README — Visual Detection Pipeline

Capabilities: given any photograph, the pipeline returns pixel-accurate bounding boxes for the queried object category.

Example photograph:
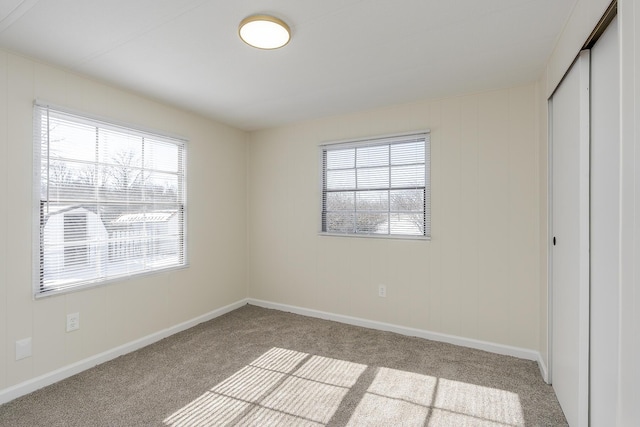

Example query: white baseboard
[0,298,249,405]
[248,298,544,364]
[1,297,547,405]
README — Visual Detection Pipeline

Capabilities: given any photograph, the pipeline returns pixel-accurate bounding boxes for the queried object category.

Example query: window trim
[32,100,189,298]
[319,130,431,240]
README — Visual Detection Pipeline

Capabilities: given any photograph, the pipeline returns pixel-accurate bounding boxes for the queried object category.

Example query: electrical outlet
[66,312,80,332]
[378,284,387,298]
[16,338,32,360]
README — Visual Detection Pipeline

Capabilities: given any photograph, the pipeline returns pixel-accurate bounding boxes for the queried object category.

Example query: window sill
[34,263,189,299]
[318,232,430,241]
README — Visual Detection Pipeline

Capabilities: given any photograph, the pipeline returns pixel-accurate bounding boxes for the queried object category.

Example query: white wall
[590,15,620,423]
[0,49,248,393]
[619,0,640,424]
[0,49,7,394]
[247,85,541,351]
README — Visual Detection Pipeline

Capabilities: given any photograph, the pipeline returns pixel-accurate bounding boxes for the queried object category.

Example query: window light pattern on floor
[164,347,524,426]
[348,367,524,426]
[164,347,366,426]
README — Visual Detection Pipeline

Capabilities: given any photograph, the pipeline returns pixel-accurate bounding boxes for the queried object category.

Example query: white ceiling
[0,0,576,131]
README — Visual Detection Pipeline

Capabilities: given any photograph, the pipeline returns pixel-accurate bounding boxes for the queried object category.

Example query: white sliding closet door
[590,15,619,426]
[550,50,590,427]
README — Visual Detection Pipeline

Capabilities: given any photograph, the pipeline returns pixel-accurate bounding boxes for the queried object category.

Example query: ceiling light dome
[239,15,290,49]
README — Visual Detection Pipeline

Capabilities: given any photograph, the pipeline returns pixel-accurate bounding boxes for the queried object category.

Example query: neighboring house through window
[320,131,430,239]
[34,102,187,297]
[63,211,88,268]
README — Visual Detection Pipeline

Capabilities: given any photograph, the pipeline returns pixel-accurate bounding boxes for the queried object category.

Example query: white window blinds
[321,131,430,238]
[33,102,187,297]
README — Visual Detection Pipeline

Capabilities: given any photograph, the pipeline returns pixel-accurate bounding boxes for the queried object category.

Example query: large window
[320,131,430,238]
[33,102,187,297]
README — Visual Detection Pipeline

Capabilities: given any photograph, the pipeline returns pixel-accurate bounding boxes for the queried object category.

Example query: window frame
[319,130,431,240]
[32,101,188,298]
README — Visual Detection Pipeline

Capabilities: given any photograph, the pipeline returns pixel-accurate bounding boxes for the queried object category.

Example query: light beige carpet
[0,305,567,426]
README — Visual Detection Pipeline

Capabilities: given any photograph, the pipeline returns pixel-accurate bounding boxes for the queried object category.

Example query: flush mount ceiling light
[239,15,291,49]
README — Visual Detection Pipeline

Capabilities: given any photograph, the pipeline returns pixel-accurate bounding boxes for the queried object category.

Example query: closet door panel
[590,15,620,426]
[550,50,590,427]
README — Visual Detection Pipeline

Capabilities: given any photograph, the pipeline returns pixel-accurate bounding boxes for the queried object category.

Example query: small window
[320,131,430,239]
[34,102,187,297]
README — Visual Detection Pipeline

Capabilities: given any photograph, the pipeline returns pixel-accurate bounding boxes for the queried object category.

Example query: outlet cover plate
[67,312,80,332]
[378,284,387,298]
[16,337,32,360]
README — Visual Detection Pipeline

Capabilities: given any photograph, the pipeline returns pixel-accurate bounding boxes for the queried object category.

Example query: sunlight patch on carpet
[164,347,524,426]
[432,378,525,425]
[347,367,524,426]
[164,347,366,426]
